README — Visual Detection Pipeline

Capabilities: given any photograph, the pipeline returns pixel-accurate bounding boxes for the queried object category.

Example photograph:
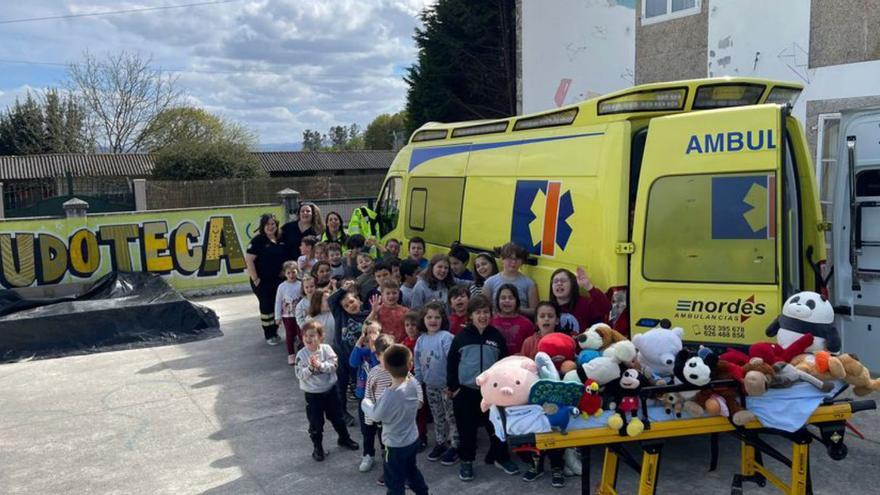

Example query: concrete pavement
[1,293,879,494]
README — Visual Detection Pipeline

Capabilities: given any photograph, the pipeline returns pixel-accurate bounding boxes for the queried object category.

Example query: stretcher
[506,381,876,495]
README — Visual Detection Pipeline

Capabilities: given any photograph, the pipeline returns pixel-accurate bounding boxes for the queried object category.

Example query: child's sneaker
[522,465,544,482]
[418,437,428,453]
[359,455,374,472]
[551,468,565,488]
[440,447,459,466]
[494,459,520,475]
[287,354,296,365]
[427,444,446,461]
[266,336,281,346]
[376,474,384,486]
[459,462,474,482]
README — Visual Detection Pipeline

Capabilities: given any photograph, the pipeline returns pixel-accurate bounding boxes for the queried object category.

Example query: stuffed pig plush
[476,355,539,412]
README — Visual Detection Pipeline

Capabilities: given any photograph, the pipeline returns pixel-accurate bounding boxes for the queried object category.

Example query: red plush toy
[537,332,577,373]
[720,333,814,367]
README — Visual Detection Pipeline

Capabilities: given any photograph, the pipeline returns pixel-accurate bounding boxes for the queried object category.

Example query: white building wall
[706,0,880,123]
[520,0,636,115]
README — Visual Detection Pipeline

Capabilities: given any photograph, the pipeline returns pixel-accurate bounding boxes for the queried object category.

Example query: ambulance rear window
[857,170,880,196]
[643,173,777,284]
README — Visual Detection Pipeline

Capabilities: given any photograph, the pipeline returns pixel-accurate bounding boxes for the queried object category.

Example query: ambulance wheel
[827,443,847,461]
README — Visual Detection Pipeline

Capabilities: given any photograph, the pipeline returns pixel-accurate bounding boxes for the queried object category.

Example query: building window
[641,0,701,26]
[815,113,840,251]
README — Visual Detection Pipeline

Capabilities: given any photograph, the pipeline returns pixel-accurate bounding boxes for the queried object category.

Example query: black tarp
[0,272,221,363]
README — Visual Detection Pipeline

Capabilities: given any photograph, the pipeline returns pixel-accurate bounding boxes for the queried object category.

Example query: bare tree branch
[66,50,182,153]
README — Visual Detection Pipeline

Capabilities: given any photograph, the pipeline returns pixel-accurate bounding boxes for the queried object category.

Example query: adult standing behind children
[447,295,520,482]
[410,254,456,310]
[482,242,538,317]
[282,202,324,261]
[549,266,611,334]
[245,213,287,345]
[322,211,349,245]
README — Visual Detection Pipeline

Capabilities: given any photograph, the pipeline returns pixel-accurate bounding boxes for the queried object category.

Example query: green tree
[301,129,325,151]
[152,140,265,180]
[0,90,90,154]
[364,111,407,150]
[140,107,255,152]
[405,0,517,134]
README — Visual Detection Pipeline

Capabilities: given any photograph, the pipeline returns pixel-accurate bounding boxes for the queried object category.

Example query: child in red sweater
[490,283,535,355]
[447,285,470,335]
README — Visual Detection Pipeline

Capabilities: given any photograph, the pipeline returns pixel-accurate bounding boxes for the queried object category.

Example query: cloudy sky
[0,0,433,146]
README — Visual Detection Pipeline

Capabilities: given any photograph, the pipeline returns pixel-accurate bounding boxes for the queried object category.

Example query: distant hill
[255,142,302,152]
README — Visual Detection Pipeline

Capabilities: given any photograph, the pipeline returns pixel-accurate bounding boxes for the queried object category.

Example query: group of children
[282,235,613,493]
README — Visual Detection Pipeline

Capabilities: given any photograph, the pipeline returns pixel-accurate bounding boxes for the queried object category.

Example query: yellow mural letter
[98,224,139,271]
[37,233,69,285]
[141,221,174,273]
[0,233,36,288]
[171,221,203,275]
[68,229,100,277]
[200,216,246,275]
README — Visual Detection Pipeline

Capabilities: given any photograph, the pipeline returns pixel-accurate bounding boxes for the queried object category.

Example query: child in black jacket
[446,295,520,482]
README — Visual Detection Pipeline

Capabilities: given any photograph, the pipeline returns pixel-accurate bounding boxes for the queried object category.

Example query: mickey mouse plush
[673,348,755,425]
[605,366,649,436]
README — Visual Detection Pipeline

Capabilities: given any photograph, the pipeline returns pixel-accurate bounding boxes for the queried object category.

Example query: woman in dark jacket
[281,202,325,261]
[245,213,287,344]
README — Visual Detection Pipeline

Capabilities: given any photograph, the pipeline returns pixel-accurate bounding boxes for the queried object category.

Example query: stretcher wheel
[827,442,848,461]
[757,479,766,487]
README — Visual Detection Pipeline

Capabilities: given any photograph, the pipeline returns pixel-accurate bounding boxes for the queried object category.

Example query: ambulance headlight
[597,88,687,115]
[765,86,802,106]
[692,84,764,109]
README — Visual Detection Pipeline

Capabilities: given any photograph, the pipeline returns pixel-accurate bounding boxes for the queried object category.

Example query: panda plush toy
[766,291,840,353]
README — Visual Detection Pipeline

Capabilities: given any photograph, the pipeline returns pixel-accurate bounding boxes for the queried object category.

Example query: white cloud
[0,0,437,145]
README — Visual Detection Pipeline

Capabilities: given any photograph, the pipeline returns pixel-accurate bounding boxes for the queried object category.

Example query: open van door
[832,110,880,372]
[630,104,796,346]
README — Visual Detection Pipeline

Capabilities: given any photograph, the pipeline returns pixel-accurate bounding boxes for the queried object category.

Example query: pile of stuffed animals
[477,291,880,440]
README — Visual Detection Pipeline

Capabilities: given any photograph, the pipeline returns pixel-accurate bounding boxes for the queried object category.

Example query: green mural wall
[0,204,285,290]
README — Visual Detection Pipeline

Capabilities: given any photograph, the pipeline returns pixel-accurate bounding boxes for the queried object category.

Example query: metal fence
[3,175,134,218]
[145,175,385,210]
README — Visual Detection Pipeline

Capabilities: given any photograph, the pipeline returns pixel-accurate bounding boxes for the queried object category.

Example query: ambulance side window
[376,177,401,236]
[405,177,465,246]
[642,173,777,284]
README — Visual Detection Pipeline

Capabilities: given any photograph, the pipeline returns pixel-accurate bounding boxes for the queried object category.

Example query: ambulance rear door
[630,104,793,346]
[832,109,880,372]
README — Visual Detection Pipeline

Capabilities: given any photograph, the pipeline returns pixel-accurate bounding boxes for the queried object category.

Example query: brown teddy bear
[791,351,880,396]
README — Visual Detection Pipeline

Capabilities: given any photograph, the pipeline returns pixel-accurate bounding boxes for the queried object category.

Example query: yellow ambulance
[373,77,826,346]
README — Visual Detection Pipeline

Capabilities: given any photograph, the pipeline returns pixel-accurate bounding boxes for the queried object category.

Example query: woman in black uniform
[245,214,287,345]
[281,202,325,261]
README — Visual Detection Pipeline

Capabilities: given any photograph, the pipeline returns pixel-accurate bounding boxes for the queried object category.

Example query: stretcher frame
[508,396,875,495]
